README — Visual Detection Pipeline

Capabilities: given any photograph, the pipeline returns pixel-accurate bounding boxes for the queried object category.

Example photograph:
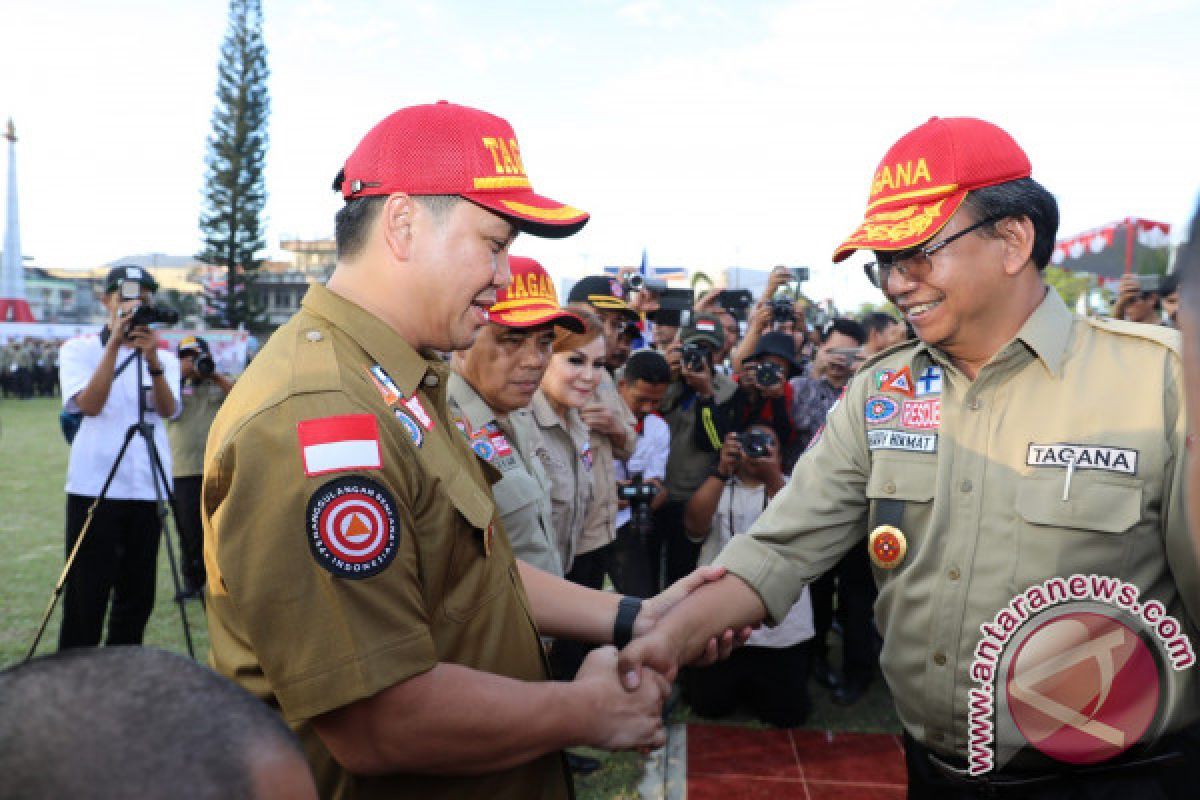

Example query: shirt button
[948,567,961,581]
[883,481,896,494]
[305,330,323,342]
[424,374,440,388]
[960,479,973,493]
[933,652,947,666]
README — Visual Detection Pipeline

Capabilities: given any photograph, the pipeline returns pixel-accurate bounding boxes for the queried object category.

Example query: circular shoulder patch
[865,395,899,424]
[306,476,399,579]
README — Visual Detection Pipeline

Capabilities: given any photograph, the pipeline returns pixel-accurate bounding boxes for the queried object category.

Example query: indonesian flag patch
[306,476,399,578]
[298,414,383,477]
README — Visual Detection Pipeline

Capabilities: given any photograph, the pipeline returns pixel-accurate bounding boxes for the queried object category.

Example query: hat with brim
[746,331,801,375]
[104,264,158,294]
[488,256,584,332]
[337,101,588,239]
[566,275,641,322]
[833,117,1032,263]
[177,335,209,356]
[680,313,724,350]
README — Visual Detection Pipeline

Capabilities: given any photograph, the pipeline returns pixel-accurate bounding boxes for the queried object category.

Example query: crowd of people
[3,102,1199,800]
[0,337,61,399]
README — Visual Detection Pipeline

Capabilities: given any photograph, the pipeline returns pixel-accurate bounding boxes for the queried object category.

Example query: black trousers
[810,542,877,683]
[171,475,206,592]
[645,501,700,593]
[59,493,161,649]
[903,725,1200,799]
[682,640,813,728]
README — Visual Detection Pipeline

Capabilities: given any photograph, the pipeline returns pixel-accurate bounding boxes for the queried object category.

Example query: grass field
[0,395,899,797]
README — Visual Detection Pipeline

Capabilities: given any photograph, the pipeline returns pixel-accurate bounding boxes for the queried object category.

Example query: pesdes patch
[306,476,399,579]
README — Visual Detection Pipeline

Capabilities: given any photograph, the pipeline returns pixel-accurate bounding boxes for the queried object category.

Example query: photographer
[787,317,865,450]
[613,349,674,598]
[57,265,181,649]
[167,336,234,600]
[730,266,795,374]
[1113,271,1177,325]
[720,331,803,470]
[657,313,736,588]
[681,426,813,728]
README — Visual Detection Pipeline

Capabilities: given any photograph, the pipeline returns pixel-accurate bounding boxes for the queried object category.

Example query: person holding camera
[730,266,796,375]
[167,335,234,600]
[1113,271,1177,325]
[657,313,737,588]
[681,425,814,727]
[788,317,866,450]
[721,331,804,470]
[612,349,674,598]
[57,265,181,649]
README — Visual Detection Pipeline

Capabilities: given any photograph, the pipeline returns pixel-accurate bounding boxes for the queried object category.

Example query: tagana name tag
[1026,443,1138,476]
[868,428,937,453]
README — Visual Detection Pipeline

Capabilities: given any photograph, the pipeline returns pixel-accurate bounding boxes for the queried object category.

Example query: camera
[1135,274,1168,294]
[681,342,708,372]
[736,430,773,459]
[790,267,810,283]
[768,298,795,324]
[126,304,180,329]
[622,273,667,294]
[754,361,783,388]
[194,353,216,378]
[620,474,657,537]
[618,481,658,504]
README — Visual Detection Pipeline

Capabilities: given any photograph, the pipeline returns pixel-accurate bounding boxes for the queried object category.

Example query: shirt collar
[911,286,1072,378]
[530,388,561,429]
[301,284,436,397]
[447,371,498,433]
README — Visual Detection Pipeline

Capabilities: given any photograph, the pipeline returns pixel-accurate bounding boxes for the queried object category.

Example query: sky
[3,0,1199,309]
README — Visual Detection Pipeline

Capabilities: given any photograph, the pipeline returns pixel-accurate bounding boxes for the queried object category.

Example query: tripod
[27,347,195,661]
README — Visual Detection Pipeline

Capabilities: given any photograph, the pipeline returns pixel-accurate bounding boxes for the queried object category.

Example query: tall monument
[1,118,34,322]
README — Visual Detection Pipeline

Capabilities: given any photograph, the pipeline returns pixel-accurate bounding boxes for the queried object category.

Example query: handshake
[567,566,756,752]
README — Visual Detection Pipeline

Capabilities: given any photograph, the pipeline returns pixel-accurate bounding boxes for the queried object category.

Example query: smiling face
[879,207,1012,360]
[541,335,607,410]
[407,199,517,351]
[459,322,558,413]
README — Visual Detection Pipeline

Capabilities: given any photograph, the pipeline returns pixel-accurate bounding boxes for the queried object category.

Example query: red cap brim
[464,190,589,239]
[488,305,586,333]
[832,191,966,263]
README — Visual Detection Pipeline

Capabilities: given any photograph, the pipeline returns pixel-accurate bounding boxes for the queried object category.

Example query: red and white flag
[297,414,383,477]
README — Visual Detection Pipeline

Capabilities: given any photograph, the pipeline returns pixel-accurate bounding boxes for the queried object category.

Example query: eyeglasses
[862,216,1002,290]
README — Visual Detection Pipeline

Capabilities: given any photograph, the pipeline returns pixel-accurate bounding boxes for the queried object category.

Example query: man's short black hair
[819,317,866,345]
[0,647,305,799]
[623,349,671,385]
[333,194,461,260]
[961,177,1060,269]
[859,311,900,337]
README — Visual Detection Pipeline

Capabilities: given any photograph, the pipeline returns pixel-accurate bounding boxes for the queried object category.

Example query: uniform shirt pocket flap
[493,472,540,516]
[865,460,936,502]
[442,470,494,530]
[1016,474,1142,533]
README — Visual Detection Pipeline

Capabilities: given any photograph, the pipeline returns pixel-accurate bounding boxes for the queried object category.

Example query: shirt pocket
[440,470,508,622]
[1013,472,1142,588]
[864,456,937,627]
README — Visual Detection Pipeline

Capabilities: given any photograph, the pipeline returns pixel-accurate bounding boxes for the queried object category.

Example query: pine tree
[198,0,269,331]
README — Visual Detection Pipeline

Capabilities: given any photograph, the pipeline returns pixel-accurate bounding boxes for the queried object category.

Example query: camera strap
[99,328,139,379]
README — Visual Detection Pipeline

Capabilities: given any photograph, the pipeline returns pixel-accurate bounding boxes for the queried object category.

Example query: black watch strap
[613,596,643,649]
[147,367,164,377]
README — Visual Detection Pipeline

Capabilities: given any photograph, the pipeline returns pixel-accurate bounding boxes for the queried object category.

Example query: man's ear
[997,216,1036,276]
[380,193,416,262]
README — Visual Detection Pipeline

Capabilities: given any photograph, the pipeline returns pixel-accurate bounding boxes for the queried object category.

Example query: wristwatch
[613,596,643,648]
[707,466,731,482]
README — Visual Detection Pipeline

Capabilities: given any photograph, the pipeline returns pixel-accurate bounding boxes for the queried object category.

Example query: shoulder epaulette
[1083,317,1181,356]
[291,324,343,394]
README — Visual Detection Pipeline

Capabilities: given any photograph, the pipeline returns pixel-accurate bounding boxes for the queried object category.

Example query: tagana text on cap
[832,117,1031,262]
[335,101,589,239]
[487,256,584,332]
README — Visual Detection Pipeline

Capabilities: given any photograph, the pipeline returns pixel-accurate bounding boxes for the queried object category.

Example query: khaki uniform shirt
[576,371,637,556]
[202,286,567,800]
[717,289,1200,760]
[663,374,737,503]
[168,379,226,477]
[447,372,563,577]
[530,389,593,573]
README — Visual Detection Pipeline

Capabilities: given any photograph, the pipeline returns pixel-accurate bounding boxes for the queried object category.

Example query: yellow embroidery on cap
[473,175,533,190]
[498,200,585,221]
[871,157,933,198]
[865,182,959,213]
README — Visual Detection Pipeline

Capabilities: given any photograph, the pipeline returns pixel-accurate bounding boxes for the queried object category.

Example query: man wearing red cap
[619,117,1200,796]
[201,102,734,800]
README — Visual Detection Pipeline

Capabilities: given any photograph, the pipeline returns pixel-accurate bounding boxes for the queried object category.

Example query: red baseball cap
[832,117,1032,262]
[336,101,589,238]
[487,256,584,332]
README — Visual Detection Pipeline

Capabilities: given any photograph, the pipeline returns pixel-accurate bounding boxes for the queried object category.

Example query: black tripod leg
[142,427,195,659]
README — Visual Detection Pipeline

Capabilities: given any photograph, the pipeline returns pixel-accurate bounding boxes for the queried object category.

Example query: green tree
[1043,266,1092,309]
[197,0,269,331]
